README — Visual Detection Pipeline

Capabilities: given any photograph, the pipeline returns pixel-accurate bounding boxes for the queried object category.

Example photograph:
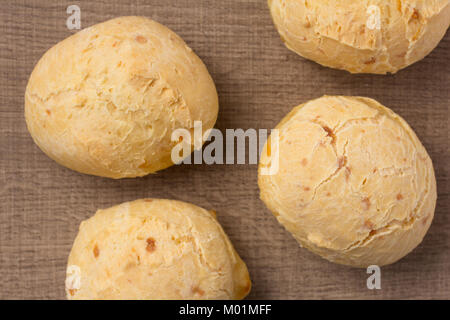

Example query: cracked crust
[258,96,437,267]
[65,199,251,300]
[268,0,450,74]
[25,16,218,178]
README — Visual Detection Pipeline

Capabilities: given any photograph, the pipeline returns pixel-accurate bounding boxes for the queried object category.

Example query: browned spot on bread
[397,0,402,12]
[362,197,371,210]
[322,126,336,144]
[303,186,310,191]
[301,158,308,166]
[136,35,147,43]
[364,57,376,65]
[326,192,331,197]
[93,244,100,258]
[364,220,374,230]
[172,235,194,245]
[411,8,419,20]
[112,41,118,47]
[373,168,377,173]
[46,109,51,115]
[146,237,156,252]
[360,25,365,34]
[266,140,272,157]
[344,167,351,181]
[144,199,153,203]
[369,229,377,237]
[396,193,404,200]
[192,286,205,296]
[68,289,76,296]
[138,161,149,169]
[242,281,251,294]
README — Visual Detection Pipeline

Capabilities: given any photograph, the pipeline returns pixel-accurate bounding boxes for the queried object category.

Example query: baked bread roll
[65,199,251,300]
[25,16,218,178]
[258,96,437,267]
[268,0,450,74]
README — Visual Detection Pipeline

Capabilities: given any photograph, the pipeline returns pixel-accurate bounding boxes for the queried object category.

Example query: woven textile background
[0,0,449,299]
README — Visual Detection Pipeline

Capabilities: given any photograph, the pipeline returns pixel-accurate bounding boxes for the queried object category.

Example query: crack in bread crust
[258,95,436,267]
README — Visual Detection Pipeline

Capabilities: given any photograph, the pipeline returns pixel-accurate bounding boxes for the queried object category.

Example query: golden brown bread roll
[25,16,218,178]
[65,199,251,300]
[268,0,450,74]
[258,96,437,267]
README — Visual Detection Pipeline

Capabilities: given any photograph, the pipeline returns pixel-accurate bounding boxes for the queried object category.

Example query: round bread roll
[65,199,251,300]
[25,16,218,178]
[268,0,450,74]
[258,96,437,267]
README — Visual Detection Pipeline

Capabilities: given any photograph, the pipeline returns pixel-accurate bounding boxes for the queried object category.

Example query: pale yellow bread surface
[268,0,450,74]
[66,199,251,300]
[258,96,436,267]
[25,16,218,178]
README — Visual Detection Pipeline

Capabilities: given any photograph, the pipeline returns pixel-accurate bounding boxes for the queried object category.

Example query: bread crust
[25,16,218,178]
[268,0,450,74]
[66,199,251,300]
[258,96,437,267]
